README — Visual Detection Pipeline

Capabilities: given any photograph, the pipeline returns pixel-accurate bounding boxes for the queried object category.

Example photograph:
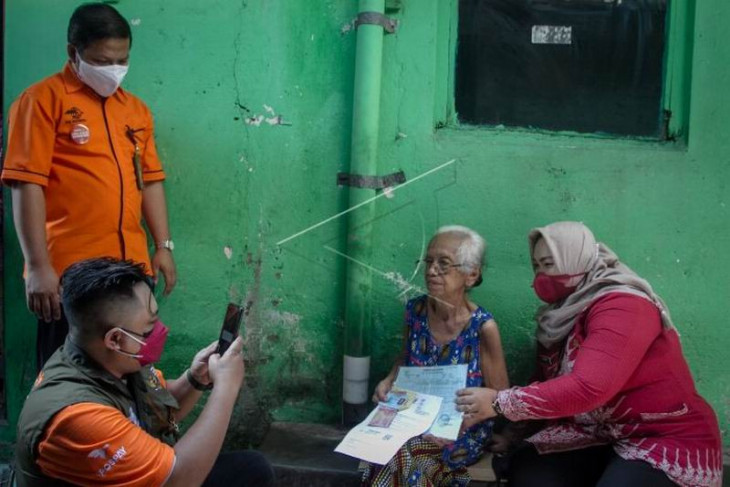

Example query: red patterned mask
[532,272,585,303]
[117,320,169,366]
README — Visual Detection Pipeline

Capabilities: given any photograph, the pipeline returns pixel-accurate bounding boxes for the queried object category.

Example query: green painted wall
[3,0,728,451]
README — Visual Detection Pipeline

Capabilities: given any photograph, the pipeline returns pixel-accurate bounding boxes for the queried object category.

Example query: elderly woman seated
[361,225,509,486]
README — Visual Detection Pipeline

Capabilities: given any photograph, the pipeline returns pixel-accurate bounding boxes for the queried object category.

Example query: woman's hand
[455,387,498,428]
[372,377,394,403]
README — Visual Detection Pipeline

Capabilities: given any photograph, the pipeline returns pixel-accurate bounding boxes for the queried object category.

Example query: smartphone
[218,303,244,355]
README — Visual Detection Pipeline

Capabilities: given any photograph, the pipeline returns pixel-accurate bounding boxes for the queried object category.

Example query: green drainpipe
[342,0,387,425]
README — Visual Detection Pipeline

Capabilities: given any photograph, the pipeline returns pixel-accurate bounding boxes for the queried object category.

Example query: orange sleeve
[1,91,55,187]
[140,106,165,183]
[36,402,175,487]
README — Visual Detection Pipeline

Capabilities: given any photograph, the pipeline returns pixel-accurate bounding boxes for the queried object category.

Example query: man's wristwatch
[492,396,504,416]
[156,239,175,252]
[186,369,213,391]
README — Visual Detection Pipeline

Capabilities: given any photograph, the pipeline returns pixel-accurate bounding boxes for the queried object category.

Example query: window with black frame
[455,0,669,138]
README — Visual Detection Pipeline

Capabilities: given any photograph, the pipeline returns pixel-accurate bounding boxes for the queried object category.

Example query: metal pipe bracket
[337,170,406,189]
[355,12,399,34]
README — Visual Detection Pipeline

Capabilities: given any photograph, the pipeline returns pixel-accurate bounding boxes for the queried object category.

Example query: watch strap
[492,396,504,416]
[156,239,174,251]
[186,369,213,391]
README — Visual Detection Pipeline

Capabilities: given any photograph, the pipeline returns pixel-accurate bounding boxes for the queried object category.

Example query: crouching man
[14,258,274,487]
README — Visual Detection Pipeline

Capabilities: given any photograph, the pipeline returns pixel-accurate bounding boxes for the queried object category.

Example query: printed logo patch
[146,366,162,391]
[64,106,87,126]
[88,444,111,460]
[65,107,84,120]
[96,445,127,477]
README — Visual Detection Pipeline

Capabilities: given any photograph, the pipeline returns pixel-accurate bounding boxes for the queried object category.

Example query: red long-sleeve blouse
[496,293,723,487]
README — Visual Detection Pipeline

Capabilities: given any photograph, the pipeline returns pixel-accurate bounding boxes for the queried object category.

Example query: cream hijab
[529,221,675,347]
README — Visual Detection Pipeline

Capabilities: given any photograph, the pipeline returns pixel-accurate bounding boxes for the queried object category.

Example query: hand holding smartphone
[218,303,244,355]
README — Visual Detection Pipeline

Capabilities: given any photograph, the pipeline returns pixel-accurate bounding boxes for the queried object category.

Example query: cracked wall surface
[2,0,729,450]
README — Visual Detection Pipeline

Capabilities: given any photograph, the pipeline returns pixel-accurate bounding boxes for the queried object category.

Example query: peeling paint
[245,115,265,126]
[245,105,291,127]
[265,115,287,126]
[382,271,420,301]
[224,246,233,260]
[263,309,301,326]
[341,20,355,35]
[5,0,727,449]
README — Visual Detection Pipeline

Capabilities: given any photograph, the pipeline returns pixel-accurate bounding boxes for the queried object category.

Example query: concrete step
[258,421,360,487]
[258,421,499,486]
[258,422,730,487]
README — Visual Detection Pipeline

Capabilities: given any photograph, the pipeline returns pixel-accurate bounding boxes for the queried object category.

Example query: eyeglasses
[416,258,464,275]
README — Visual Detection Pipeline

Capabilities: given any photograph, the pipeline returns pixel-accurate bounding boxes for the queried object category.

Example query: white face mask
[75,52,128,97]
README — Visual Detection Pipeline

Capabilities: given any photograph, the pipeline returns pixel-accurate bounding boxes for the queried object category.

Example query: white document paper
[334,389,442,465]
[394,364,468,441]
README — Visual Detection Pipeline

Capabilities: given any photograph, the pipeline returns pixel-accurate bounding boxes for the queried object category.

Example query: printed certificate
[394,364,468,441]
[335,388,442,465]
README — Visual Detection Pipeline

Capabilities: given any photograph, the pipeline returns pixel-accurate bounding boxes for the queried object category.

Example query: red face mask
[117,320,169,366]
[532,272,585,303]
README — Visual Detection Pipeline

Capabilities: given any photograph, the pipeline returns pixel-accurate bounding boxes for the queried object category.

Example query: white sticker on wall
[532,25,572,45]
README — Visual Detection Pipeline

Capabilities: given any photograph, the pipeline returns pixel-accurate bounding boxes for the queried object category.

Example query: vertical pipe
[342,0,386,425]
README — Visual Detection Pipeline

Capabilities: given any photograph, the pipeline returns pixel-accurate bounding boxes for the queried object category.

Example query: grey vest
[14,338,180,487]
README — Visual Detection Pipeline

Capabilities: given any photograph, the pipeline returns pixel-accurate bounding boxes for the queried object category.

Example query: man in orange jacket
[2,3,177,369]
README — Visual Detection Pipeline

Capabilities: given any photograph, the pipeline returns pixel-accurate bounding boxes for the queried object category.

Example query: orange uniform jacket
[35,369,175,485]
[1,62,165,275]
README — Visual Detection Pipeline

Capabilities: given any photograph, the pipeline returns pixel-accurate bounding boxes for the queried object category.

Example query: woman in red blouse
[456,221,722,487]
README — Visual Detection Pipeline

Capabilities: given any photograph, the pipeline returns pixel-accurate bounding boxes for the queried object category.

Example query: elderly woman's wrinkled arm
[479,319,509,390]
[451,319,509,427]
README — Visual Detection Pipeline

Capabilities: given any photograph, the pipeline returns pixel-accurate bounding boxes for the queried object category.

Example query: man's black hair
[61,258,152,339]
[68,3,132,52]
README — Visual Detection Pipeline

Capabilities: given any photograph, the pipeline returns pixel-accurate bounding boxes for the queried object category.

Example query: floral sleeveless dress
[361,295,495,487]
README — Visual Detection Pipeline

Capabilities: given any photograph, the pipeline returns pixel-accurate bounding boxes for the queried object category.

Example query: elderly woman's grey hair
[435,225,487,275]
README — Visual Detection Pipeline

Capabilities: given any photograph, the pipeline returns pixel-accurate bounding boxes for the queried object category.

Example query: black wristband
[186,369,213,391]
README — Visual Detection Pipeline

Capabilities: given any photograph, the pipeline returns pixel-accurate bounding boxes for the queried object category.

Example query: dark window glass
[456,0,669,137]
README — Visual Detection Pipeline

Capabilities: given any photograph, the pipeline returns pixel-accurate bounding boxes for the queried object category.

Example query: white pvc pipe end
[342,355,371,404]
